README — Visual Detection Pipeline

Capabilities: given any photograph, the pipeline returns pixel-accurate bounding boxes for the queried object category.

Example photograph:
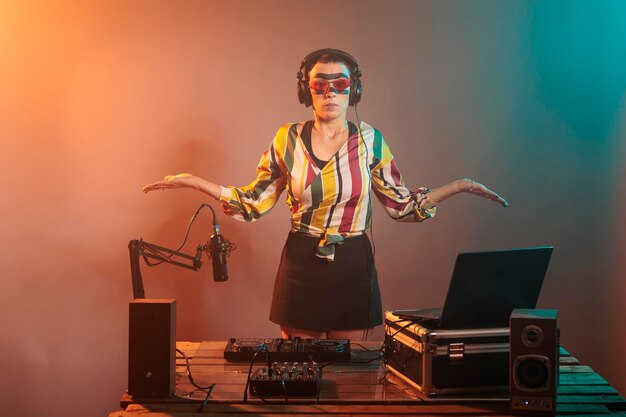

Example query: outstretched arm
[143,173,222,200]
[425,178,508,209]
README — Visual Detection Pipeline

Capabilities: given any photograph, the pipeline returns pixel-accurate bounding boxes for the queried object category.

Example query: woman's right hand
[143,173,223,200]
[426,178,508,208]
[142,173,201,193]
[460,178,509,207]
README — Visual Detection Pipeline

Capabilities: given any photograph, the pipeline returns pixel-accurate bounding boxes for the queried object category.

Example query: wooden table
[111,340,626,416]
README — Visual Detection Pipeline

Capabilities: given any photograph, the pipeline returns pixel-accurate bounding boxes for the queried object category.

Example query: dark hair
[304,52,357,80]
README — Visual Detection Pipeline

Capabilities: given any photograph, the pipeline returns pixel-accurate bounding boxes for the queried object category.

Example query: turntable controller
[224,337,350,362]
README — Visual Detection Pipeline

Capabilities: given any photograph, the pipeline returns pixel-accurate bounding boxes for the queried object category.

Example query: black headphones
[297,48,362,107]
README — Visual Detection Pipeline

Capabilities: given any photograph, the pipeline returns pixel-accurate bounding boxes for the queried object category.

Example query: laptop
[393,246,553,329]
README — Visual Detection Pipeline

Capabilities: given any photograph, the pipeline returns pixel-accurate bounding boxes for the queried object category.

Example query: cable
[143,203,216,267]
[378,370,422,399]
[354,104,376,259]
[316,367,322,403]
[176,348,215,391]
[196,383,216,412]
[242,349,264,403]
[281,379,288,404]
[174,348,216,410]
[352,342,384,353]
[386,319,418,341]
[176,203,217,251]
[317,352,384,370]
[354,103,376,343]
[364,233,373,343]
[251,386,293,404]
[382,318,430,378]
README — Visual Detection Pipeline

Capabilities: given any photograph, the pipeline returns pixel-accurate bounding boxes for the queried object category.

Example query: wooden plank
[176,341,201,350]
[123,389,510,408]
[558,385,619,395]
[560,415,626,417]
[175,380,409,395]
[193,340,228,350]
[559,373,609,386]
[561,356,581,365]
[173,391,421,402]
[556,403,611,414]
[557,395,626,405]
[560,365,595,373]
[173,391,416,402]
[175,342,201,358]
[115,413,471,417]
[118,402,512,414]
[173,379,416,402]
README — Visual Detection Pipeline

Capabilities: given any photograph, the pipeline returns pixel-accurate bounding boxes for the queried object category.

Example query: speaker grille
[514,355,551,390]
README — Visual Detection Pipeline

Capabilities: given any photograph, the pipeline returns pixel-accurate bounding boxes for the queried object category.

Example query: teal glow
[528,0,626,142]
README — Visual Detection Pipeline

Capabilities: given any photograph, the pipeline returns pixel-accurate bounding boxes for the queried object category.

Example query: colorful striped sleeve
[218,127,288,222]
[369,129,436,222]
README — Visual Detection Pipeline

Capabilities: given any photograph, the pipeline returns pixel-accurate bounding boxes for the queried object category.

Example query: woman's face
[308,61,351,123]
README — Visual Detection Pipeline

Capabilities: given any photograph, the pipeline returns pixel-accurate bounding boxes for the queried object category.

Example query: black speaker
[510,309,559,416]
[128,299,176,398]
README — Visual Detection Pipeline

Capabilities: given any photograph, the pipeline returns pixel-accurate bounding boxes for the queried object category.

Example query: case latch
[448,343,465,361]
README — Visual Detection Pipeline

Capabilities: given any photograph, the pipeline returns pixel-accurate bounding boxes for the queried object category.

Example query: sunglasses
[308,78,351,94]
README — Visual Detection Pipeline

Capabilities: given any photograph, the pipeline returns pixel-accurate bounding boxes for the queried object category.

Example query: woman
[143,49,508,341]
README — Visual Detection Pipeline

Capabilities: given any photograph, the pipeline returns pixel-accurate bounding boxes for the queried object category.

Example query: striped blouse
[219,121,436,261]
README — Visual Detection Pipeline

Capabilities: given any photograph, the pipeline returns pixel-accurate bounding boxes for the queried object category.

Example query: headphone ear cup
[349,77,362,106]
[297,78,313,107]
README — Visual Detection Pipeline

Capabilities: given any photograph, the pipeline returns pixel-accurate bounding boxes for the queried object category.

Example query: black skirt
[269,232,383,332]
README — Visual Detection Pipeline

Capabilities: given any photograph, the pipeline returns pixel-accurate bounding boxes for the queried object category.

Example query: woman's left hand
[461,178,509,207]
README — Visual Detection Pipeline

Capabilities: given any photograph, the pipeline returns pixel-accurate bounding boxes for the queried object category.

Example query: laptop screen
[438,246,553,329]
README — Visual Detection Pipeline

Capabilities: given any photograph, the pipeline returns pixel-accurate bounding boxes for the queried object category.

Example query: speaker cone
[514,355,551,390]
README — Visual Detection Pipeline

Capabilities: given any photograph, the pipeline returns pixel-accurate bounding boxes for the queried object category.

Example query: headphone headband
[297,48,362,107]
[298,48,360,77]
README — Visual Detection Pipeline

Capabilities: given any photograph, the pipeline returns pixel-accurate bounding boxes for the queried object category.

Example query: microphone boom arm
[128,203,235,299]
[128,238,203,299]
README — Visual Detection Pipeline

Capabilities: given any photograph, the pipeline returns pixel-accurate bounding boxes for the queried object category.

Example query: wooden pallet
[111,341,626,416]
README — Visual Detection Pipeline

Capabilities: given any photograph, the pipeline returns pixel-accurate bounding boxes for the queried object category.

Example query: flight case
[384,310,510,396]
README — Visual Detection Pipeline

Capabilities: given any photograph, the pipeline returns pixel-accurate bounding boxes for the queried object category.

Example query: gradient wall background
[1,1,625,415]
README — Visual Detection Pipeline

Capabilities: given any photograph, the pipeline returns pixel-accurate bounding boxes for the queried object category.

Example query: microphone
[207,223,233,282]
